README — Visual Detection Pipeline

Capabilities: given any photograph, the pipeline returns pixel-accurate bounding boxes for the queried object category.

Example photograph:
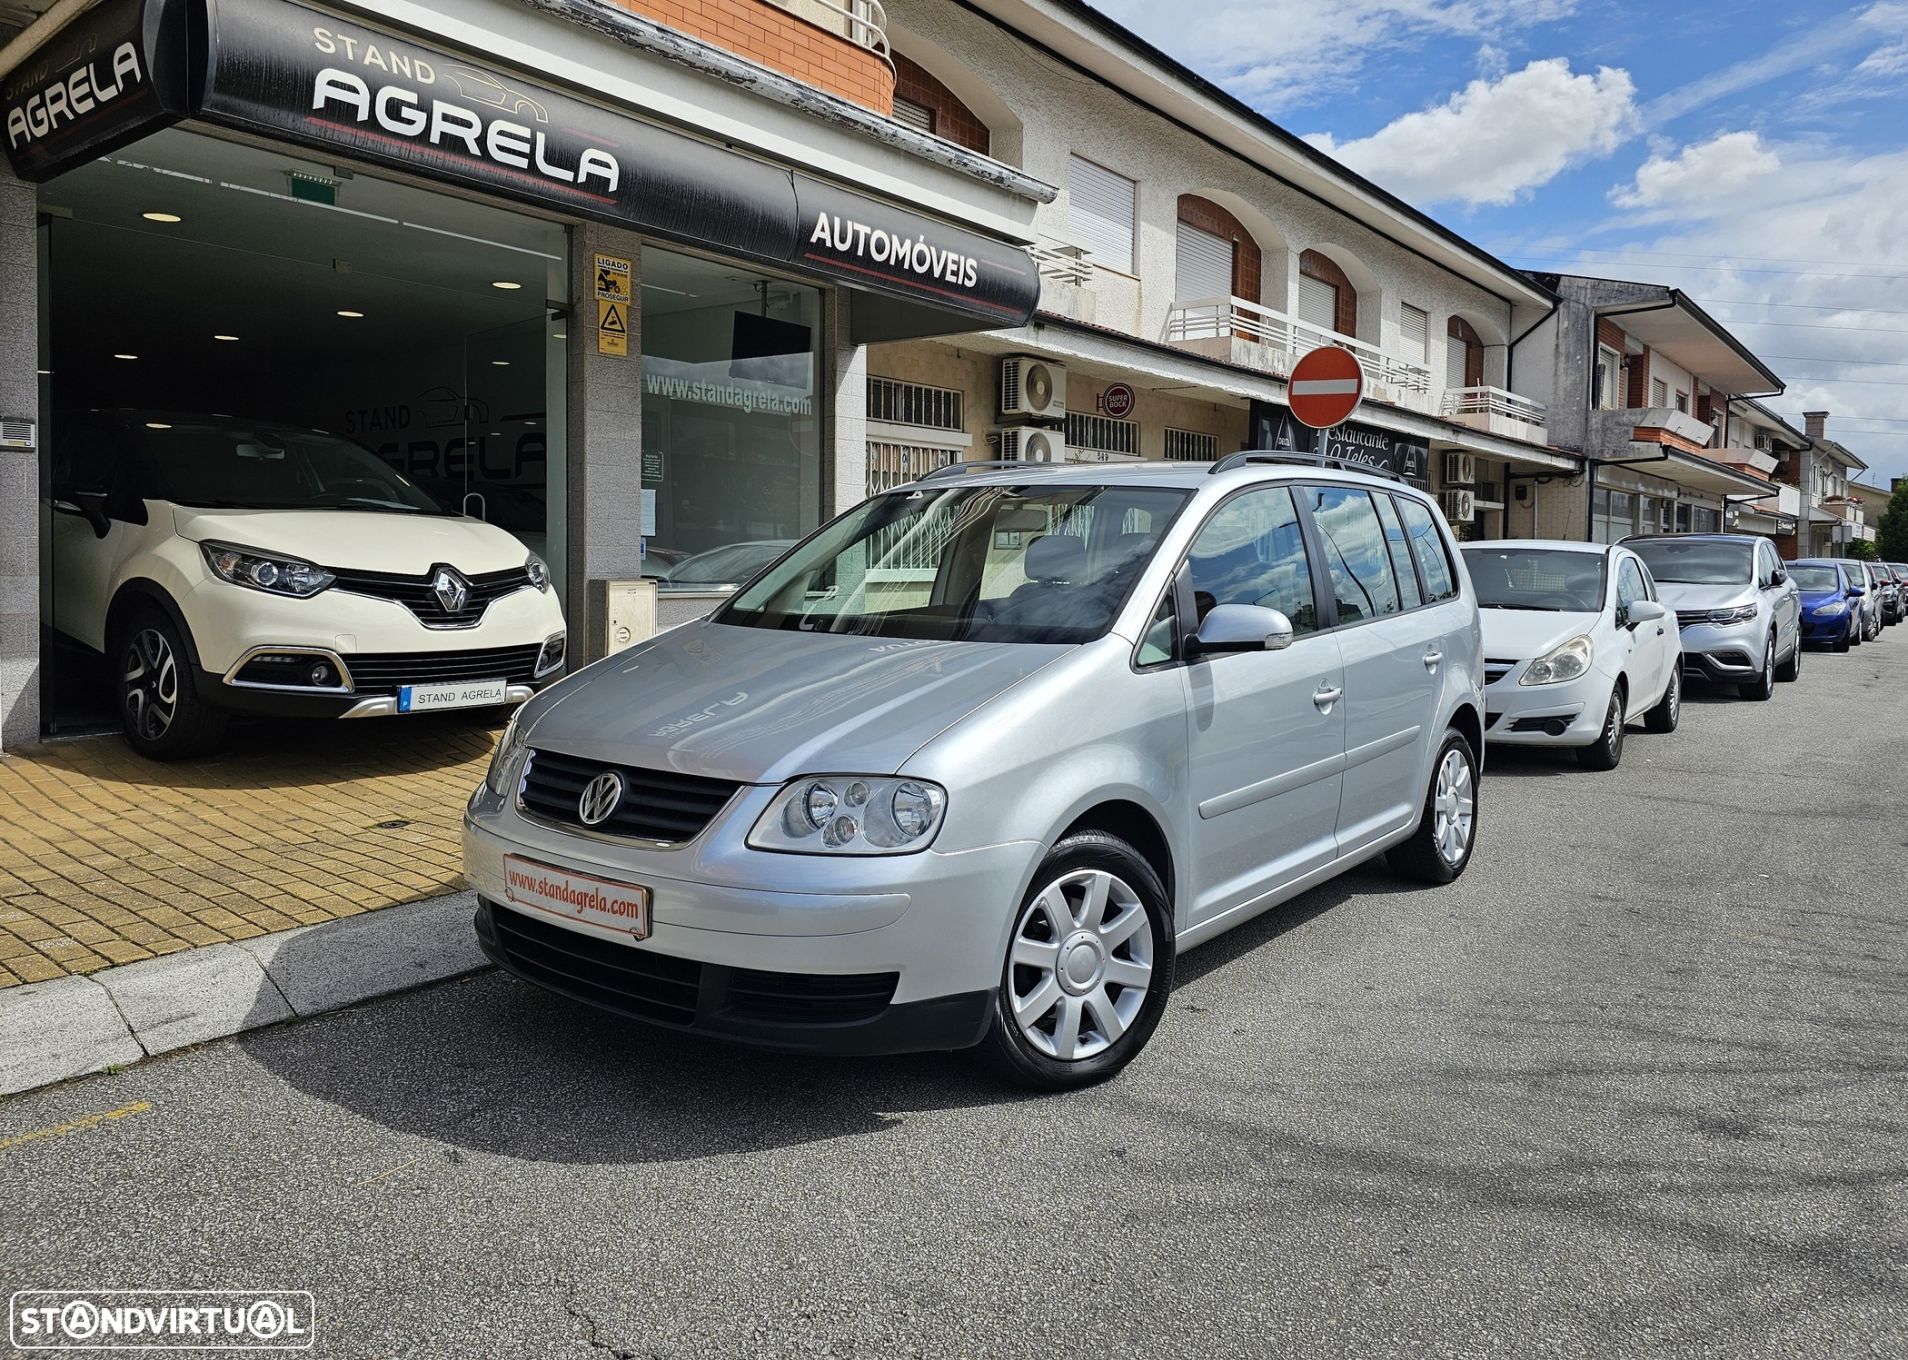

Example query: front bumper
[1801,610,1852,643]
[1482,663,1610,747]
[1675,618,1765,677]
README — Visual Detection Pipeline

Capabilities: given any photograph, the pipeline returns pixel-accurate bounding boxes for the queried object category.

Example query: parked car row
[1791,558,1904,649]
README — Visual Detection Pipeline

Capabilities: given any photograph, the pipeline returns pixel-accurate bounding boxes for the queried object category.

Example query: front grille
[331,565,533,627]
[343,644,544,695]
[1483,658,1518,686]
[1508,715,1565,733]
[519,749,740,845]
[487,902,898,1027]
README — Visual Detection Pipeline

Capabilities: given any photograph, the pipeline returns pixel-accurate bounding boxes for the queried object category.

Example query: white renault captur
[1460,540,1681,771]
[467,455,1487,1090]
[46,410,567,759]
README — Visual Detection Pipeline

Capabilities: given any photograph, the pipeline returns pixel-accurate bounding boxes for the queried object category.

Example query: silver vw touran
[466,456,1485,1088]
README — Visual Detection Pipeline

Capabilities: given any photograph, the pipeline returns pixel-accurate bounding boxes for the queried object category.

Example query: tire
[1644,666,1680,734]
[1834,619,1852,653]
[113,609,227,760]
[1776,632,1802,682]
[976,831,1175,1092]
[1738,633,1777,701]
[1577,685,1627,770]
[1388,727,1479,884]
[1852,617,1864,648]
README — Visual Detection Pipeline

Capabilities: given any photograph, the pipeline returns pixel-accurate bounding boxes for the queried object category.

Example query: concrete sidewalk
[0,891,487,1095]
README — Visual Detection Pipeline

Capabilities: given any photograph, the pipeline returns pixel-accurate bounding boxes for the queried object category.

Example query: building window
[1651,378,1668,408]
[866,442,956,494]
[641,246,822,589]
[1163,428,1218,461]
[891,55,990,154]
[1399,304,1429,367]
[1297,249,1358,337]
[1446,316,1484,391]
[1594,346,1622,410]
[1690,505,1720,532]
[891,97,934,135]
[1174,195,1261,308]
[1066,410,1140,458]
[867,376,963,431]
[1069,155,1137,274]
[1675,390,1689,413]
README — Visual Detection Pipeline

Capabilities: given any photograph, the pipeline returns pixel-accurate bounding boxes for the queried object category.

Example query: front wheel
[114,609,227,760]
[1577,686,1627,770]
[1388,728,1478,884]
[1644,667,1681,733]
[1834,620,1852,653]
[1776,633,1802,682]
[976,832,1175,1091]
[1739,634,1776,700]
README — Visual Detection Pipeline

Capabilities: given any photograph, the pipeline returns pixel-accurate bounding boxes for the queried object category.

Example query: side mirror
[1626,599,1666,626]
[55,490,113,539]
[1189,603,1294,657]
[1849,585,1867,598]
[1769,567,1786,587]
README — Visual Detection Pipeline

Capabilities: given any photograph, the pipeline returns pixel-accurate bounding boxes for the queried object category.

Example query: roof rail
[919,458,1065,483]
[1209,450,1405,483]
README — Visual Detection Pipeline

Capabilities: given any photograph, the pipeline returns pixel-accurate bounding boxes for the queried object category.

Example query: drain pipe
[0,0,100,81]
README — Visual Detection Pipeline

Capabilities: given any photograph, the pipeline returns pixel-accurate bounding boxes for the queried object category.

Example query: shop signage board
[1248,400,1430,485]
[597,300,628,357]
[1,0,191,181]
[1100,383,1137,419]
[178,0,1041,329]
[594,253,631,305]
[1286,346,1365,430]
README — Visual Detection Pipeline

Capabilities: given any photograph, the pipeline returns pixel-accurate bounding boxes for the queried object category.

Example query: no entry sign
[1287,346,1365,429]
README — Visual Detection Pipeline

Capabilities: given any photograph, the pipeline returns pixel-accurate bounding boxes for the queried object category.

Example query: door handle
[1313,684,1343,712]
[1421,650,1443,671]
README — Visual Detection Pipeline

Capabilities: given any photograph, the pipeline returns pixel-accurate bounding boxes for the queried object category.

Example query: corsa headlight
[1704,604,1759,626]
[749,776,948,855]
[1814,600,1847,617]
[1520,634,1594,687]
[485,712,531,798]
[525,552,551,592]
[201,542,334,598]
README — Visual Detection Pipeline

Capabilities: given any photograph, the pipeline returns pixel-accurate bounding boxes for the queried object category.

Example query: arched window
[1174,195,1261,304]
[1446,316,1484,390]
[892,55,990,155]
[1297,249,1357,337]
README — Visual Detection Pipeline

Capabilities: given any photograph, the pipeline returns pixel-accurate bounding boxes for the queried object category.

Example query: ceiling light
[35,368,51,376]
[145,422,172,429]
[553,333,566,341]
[141,211,182,224]
[491,281,523,291]
[113,353,137,360]
[491,360,509,366]
[336,310,364,318]
[213,334,239,342]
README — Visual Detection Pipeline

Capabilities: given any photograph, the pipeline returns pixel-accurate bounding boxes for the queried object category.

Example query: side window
[1616,557,1646,613]
[1762,542,1782,586]
[53,420,118,492]
[1303,486,1403,624]
[1374,493,1423,609]
[1136,587,1177,667]
[1397,496,1459,601]
[1185,486,1319,634]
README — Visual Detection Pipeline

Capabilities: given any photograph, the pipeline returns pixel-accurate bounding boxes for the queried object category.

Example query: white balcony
[1440,386,1548,439]
[770,0,891,61]
[1029,240,1091,286]
[1166,296,1435,412]
[1751,484,1802,519]
[1716,444,1779,476]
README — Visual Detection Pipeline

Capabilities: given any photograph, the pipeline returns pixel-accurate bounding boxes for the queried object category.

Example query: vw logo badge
[431,566,470,615]
[577,771,624,827]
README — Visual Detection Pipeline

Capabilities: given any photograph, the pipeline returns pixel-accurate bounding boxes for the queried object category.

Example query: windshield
[1786,564,1840,591]
[137,416,449,514]
[717,483,1190,643]
[1628,539,1752,585]
[1459,547,1607,612]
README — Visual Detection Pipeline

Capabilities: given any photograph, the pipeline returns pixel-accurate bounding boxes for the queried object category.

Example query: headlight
[1814,600,1847,617]
[1520,635,1593,686]
[526,552,550,592]
[749,776,947,855]
[485,711,530,797]
[201,542,334,598]
[1702,604,1759,626]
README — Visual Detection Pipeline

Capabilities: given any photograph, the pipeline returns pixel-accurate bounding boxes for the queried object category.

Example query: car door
[1180,484,1346,929]
[1762,541,1798,650]
[1630,553,1677,700]
[1295,483,1439,852]
[1613,552,1666,712]
[48,415,147,652]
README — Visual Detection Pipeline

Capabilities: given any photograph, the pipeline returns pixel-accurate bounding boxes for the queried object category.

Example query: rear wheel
[1739,633,1776,700]
[976,832,1175,1091]
[1577,686,1627,770]
[1388,728,1478,884]
[1644,667,1680,733]
[1776,632,1802,682]
[114,610,226,760]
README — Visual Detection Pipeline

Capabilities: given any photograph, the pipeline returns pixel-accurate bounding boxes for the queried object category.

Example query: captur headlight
[526,552,551,592]
[750,776,947,855]
[485,711,531,798]
[1520,634,1594,686]
[201,542,334,598]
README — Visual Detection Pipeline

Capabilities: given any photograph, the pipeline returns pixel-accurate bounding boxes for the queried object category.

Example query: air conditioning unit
[1439,488,1476,523]
[1441,451,1476,485]
[1000,356,1066,421]
[994,425,1066,463]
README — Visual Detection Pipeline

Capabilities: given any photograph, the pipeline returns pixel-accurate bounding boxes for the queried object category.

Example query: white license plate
[397,677,509,712]
[503,855,651,939]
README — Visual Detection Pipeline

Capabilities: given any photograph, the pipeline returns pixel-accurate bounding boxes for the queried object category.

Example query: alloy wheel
[1667,671,1680,724]
[1432,746,1475,866]
[1007,868,1154,1062]
[122,628,179,742]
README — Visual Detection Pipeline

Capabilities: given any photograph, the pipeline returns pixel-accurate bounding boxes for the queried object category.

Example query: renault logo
[431,566,470,614]
[577,771,624,827]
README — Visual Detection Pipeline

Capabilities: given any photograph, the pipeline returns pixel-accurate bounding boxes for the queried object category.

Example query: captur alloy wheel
[1432,745,1475,865]
[1007,868,1155,1062]
[122,627,180,742]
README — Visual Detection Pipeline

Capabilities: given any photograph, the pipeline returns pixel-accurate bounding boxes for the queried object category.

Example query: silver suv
[466,456,1485,1089]
[1624,534,1801,700]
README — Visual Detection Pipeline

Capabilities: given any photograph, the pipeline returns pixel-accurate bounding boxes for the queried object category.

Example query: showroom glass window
[641,248,824,591]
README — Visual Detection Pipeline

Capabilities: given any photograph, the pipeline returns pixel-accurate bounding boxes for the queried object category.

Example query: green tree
[1848,538,1878,562]
[1878,480,1908,562]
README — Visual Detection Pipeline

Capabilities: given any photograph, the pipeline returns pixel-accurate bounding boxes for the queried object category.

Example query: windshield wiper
[1483,603,1565,611]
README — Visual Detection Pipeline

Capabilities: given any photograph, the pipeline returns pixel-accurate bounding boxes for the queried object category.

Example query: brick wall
[606,0,895,112]
[893,54,988,153]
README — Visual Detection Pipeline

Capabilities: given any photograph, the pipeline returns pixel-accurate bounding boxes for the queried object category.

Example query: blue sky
[1092,0,1908,486]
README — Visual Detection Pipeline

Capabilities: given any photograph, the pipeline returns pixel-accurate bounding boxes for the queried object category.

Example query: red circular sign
[1101,383,1136,419]
[1287,346,1365,429]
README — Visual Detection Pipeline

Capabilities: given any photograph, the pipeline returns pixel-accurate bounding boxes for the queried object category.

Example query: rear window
[1395,496,1458,601]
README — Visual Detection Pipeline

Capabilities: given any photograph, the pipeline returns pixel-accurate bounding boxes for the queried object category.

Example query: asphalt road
[4,636,1907,1359]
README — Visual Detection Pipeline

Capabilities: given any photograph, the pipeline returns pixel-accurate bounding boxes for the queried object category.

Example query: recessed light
[141,212,182,224]
[491,280,523,291]
[553,333,566,340]
[491,360,509,366]
[213,334,239,342]
[336,310,364,318]
[35,368,51,375]
[145,421,172,429]
[113,353,137,360]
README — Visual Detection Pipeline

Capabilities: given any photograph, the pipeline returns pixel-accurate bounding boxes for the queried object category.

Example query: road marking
[0,1100,151,1152]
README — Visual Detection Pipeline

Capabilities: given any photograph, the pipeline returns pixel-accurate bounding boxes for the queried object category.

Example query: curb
[0,891,487,1096]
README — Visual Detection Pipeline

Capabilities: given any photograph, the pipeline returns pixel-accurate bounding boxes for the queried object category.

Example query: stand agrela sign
[1287,346,1365,430]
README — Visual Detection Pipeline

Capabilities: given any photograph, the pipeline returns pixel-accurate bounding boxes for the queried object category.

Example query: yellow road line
[0,1100,152,1151]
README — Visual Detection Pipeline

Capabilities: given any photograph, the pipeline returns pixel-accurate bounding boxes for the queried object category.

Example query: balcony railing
[1750,484,1802,519]
[770,0,891,62]
[1029,240,1091,285]
[1166,296,1433,397]
[1441,386,1547,430]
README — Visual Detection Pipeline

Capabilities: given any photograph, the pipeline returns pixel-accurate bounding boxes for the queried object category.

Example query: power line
[1501,244,1908,272]
[1509,254,1908,284]
[1698,299,1908,319]
[1763,354,1908,368]
[1721,319,1908,334]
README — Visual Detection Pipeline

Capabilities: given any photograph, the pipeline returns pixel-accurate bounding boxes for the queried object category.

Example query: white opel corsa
[1461,539,1681,770]
[46,410,567,759]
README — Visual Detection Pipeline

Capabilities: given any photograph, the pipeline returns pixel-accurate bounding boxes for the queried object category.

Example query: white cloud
[1087,0,1575,111]
[1305,60,1638,208]
[1610,132,1783,211]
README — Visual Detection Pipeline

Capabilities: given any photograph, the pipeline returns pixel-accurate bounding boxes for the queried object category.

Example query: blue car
[1786,559,1865,652]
